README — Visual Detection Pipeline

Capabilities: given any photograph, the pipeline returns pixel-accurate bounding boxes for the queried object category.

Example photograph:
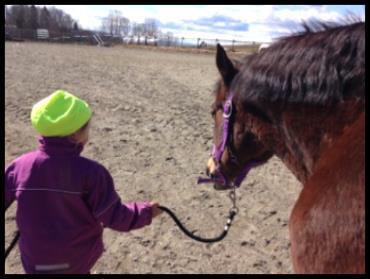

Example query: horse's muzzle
[204,157,231,191]
[206,157,217,176]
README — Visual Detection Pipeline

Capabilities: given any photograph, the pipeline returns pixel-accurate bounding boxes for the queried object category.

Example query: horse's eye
[210,105,218,117]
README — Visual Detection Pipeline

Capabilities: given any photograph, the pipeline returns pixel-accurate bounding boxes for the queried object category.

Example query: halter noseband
[198,91,259,188]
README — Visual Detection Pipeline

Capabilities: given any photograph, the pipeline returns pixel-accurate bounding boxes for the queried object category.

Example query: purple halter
[198,91,259,188]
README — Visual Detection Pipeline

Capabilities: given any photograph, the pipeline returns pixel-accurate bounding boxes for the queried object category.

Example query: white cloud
[273,6,341,22]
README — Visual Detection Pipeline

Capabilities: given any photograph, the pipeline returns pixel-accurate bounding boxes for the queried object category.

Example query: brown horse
[204,21,364,273]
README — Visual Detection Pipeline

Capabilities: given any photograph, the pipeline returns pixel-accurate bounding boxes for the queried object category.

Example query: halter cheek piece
[198,91,259,188]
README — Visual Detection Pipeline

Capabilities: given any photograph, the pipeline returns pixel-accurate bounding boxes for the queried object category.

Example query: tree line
[5,6,175,40]
[100,10,174,39]
[5,5,79,32]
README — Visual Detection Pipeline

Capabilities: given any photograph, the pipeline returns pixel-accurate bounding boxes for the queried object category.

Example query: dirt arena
[5,42,301,274]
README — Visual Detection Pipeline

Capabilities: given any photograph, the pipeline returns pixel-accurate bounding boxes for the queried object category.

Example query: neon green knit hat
[31,90,92,137]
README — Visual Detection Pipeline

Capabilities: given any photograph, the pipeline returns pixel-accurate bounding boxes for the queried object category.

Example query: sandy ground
[5,42,301,274]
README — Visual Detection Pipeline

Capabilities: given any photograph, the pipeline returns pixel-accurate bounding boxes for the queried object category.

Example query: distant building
[37,29,49,39]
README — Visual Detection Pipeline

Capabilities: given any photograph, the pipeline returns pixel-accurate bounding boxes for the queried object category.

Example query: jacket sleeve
[5,163,16,211]
[86,163,153,232]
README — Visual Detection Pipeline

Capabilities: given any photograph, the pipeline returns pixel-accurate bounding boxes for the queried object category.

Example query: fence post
[232,39,235,52]
[197,38,200,48]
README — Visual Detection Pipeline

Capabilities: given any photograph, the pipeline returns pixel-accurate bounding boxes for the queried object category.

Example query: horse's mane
[233,19,365,108]
[285,14,363,36]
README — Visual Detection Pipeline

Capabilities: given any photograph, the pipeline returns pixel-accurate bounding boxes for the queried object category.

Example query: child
[5,90,162,274]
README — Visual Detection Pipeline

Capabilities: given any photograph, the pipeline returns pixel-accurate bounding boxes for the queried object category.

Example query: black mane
[233,20,365,108]
[291,14,362,35]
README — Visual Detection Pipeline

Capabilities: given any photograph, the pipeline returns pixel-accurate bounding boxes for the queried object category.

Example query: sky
[35,5,365,43]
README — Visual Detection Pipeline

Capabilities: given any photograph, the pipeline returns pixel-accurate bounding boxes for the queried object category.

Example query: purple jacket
[5,136,153,274]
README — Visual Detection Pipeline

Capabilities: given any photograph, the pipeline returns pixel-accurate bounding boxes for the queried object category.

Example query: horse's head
[203,44,274,190]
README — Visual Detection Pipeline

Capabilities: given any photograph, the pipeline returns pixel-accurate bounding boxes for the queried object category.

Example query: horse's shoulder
[317,112,364,177]
[291,112,364,218]
[289,113,365,273]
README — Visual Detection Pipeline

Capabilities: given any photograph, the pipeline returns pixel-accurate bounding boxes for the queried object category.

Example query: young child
[5,90,162,274]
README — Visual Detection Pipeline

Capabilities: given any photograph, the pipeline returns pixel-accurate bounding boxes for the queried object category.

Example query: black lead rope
[5,190,239,259]
[5,230,20,259]
[5,203,20,260]
[158,206,237,243]
[5,207,236,259]
[157,188,239,243]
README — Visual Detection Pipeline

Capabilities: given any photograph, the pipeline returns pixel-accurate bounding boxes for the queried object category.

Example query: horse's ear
[216,44,238,87]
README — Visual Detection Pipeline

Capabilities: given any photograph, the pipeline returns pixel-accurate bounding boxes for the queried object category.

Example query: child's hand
[150,202,163,219]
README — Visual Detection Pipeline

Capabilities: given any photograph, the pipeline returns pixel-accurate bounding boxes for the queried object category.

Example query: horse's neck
[269,100,364,184]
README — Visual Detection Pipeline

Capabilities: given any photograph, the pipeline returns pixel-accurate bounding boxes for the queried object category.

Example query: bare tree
[111,10,121,35]
[73,21,79,31]
[5,6,10,24]
[101,10,130,36]
[10,5,26,28]
[143,18,159,37]
[48,7,63,31]
[61,13,74,31]
[101,17,111,34]
[100,11,163,39]
[131,22,145,36]
[5,5,16,26]
[5,5,78,33]
[119,17,130,36]
[42,7,73,32]
[39,6,51,29]
[27,5,39,30]
[101,13,115,35]
[164,31,177,46]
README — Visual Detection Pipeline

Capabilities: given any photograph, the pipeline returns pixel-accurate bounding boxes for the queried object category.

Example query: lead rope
[158,184,239,243]
[5,231,20,259]
[5,187,239,259]
[5,203,20,260]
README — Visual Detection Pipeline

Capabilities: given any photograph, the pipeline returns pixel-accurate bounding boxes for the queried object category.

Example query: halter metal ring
[223,100,232,118]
